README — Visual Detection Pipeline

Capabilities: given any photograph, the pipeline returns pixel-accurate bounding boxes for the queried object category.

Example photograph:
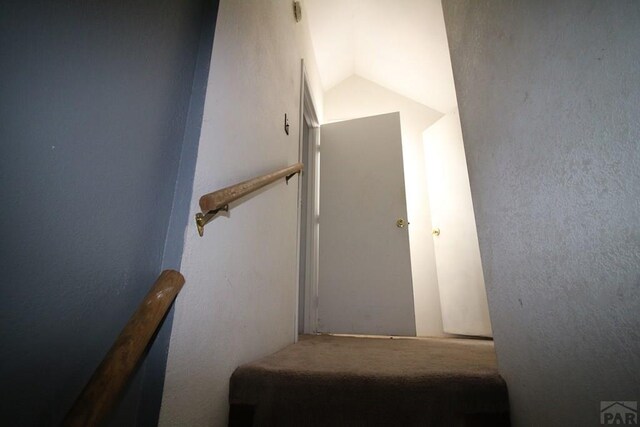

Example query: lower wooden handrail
[63,270,185,427]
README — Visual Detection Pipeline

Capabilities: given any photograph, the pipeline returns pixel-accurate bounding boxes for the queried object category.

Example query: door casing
[295,60,320,338]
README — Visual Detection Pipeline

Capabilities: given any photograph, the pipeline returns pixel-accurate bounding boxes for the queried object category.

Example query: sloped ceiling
[304,0,458,114]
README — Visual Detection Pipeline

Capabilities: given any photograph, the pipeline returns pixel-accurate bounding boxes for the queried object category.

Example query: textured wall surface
[442,1,640,426]
[159,0,325,425]
[0,1,210,425]
[324,76,444,336]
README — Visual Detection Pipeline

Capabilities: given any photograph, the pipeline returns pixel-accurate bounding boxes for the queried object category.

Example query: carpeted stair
[229,334,509,426]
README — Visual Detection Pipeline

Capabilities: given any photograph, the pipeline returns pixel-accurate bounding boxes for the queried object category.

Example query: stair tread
[229,335,510,426]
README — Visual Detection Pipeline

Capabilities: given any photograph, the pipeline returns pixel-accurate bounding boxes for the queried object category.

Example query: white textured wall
[443,1,640,426]
[324,76,444,336]
[159,1,323,425]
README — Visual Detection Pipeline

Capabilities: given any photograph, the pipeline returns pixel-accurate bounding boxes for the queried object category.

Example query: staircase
[229,334,510,426]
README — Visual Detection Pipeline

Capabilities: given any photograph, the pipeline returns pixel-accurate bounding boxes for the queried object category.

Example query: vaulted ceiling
[304,0,458,114]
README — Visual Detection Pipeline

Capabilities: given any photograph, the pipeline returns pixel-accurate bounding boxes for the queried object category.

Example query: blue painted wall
[0,0,217,425]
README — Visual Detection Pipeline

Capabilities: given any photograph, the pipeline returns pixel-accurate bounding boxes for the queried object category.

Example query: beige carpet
[229,334,509,426]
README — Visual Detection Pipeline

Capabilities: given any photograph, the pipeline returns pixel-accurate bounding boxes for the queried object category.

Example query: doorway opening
[299,0,493,339]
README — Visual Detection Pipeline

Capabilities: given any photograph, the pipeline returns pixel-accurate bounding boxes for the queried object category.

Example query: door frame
[295,59,320,339]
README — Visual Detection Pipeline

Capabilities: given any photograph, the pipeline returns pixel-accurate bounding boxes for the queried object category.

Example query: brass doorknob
[432,228,440,236]
[396,219,409,228]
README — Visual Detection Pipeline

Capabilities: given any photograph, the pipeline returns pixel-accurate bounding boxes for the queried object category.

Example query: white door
[318,112,416,336]
[423,109,492,337]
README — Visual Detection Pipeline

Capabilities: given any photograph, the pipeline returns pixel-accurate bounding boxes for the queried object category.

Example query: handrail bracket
[195,204,229,237]
[285,171,298,184]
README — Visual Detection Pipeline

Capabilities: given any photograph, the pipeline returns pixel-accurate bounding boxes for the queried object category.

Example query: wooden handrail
[199,162,303,212]
[196,162,303,236]
[63,270,185,427]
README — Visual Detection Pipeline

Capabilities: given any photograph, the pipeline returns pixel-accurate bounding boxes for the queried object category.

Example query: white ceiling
[304,0,458,114]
